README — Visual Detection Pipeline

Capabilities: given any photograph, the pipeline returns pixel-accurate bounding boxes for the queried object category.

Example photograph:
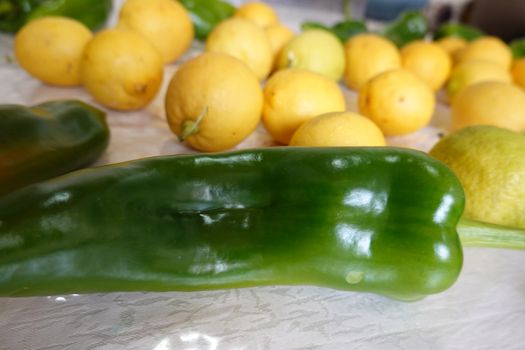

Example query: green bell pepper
[382,10,429,47]
[510,37,525,59]
[434,23,484,42]
[0,100,110,196]
[178,0,236,41]
[0,0,112,33]
[2,147,524,300]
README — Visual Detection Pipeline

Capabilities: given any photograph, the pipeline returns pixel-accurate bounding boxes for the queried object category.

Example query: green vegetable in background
[302,10,427,47]
[434,23,484,42]
[301,20,367,43]
[0,0,112,33]
[178,0,236,41]
[510,37,525,59]
[382,10,428,47]
[0,100,110,196]
[1,147,523,300]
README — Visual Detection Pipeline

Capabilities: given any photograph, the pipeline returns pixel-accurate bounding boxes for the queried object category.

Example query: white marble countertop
[1,2,525,350]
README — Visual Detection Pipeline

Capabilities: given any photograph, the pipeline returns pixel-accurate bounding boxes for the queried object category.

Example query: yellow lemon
[343,33,401,90]
[451,81,525,132]
[289,111,386,147]
[262,68,346,145]
[429,125,525,228]
[435,36,467,57]
[401,40,452,91]
[81,28,163,111]
[165,52,263,152]
[358,69,435,136]
[117,0,194,64]
[14,16,92,86]
[446,60,512,103]
[234,1,278,28]
[264,22,294,67]
[205,17,273,80]
[454,36,512,69]
[511,58,525,90]
[277,29,345,81]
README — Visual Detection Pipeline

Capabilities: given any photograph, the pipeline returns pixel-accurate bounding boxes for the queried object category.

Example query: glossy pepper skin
[0,0,111,33]
[382,11,429,47]
[178,0,235,40]
[0,100,110,196]
[0,147,464,300]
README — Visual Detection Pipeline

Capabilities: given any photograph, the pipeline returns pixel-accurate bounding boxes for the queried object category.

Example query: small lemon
[358,69,435,136]
[401,40,451,91]
[264,22,294,67]
[454,36,512,69]
[234,1,278,28]
[165,52,263,152]
[81,28,163,111]
[205,17,273,80]
[446,60,512,103]
[290,111,386,147]
[262,68,346,145]
[451,81,525,132]
[117,0,194,64]
[429,125,525,228]
[511,58,525,90]
[14,16,92,86]
[435,36,467,57]
[276,29,345,81]
[265,22,294,54]
[343,33,401,90]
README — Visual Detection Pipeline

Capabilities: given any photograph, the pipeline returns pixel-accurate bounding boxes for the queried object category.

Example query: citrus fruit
[511,58,525,90]
[454,36,512,69]
[343,33,401,90]
[264,22,294,67]
[81,28,163,111]
[435,36,467,57]
[289,111,386,147]
[234,1,278,28]
[400,40,451,91]
[117,0,194,64]
[165,52,263,152]
[446,60,512,103]
[205,17,273,80]
[358,69,435,136]
[276,29,345,81]
[14,16,92,86]
[451,81,525,132]
[262,68,346,145]
[429,125,525,228]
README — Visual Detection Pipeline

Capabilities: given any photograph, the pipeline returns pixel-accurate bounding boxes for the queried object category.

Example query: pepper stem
[179,106,208,141]
[457,218,525,249]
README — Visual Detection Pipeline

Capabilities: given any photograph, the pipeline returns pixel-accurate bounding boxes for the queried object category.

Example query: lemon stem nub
[179,106,208,141]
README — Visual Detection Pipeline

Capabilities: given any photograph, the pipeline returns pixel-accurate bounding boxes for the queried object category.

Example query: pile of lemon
[13,0,525,153]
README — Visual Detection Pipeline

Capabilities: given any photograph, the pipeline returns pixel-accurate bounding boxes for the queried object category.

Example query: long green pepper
[0,147,524,300]
[0,100,110,196]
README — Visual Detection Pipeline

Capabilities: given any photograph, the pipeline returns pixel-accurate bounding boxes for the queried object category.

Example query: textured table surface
[1,1,525,349]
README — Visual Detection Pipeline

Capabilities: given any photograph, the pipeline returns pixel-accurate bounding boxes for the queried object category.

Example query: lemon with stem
[165,52,263,152]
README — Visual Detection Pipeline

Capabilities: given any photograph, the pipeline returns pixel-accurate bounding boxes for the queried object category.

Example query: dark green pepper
[510,37,525,59]
[434,23,484,42]
[0,0,111,33]
[1,147,524,300]
[382,10,429,47]
[0,100,110,196]
[178,0,236,41]
[301,20,368,43]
